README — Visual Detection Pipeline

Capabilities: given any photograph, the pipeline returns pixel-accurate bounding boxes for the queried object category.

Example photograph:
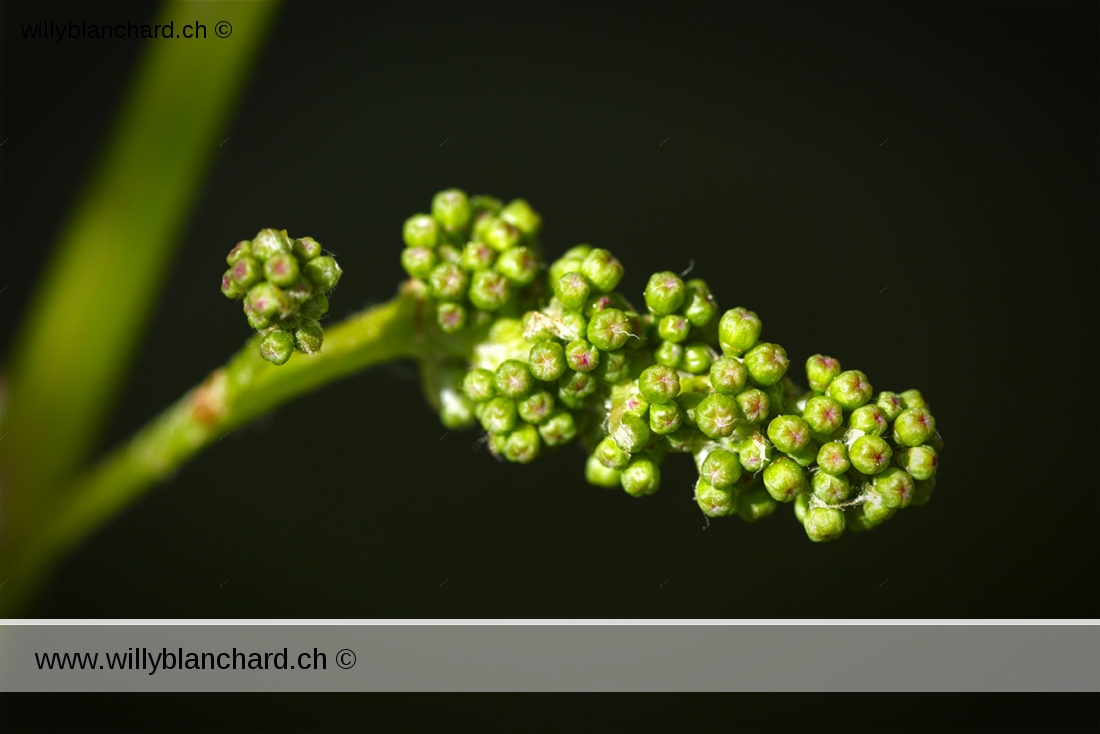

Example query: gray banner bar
[2,624,1097,692]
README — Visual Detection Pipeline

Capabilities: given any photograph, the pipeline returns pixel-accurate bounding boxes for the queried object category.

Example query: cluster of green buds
[400,189,942,542]
[399,189,544,335]
[220,229,342,365]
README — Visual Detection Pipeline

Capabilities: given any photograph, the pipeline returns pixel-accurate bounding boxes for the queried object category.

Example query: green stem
[1,287,432,616]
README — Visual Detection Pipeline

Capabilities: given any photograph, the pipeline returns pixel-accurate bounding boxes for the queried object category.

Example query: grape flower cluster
[225,189,941,542]
[220,228,343,365]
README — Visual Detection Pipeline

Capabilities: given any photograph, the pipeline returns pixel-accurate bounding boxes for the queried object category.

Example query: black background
[1,1,1096,619]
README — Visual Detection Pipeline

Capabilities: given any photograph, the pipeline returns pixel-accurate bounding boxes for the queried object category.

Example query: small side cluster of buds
[220,229,342,365]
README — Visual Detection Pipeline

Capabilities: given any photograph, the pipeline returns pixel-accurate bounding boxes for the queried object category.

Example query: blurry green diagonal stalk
[1,1,281,553]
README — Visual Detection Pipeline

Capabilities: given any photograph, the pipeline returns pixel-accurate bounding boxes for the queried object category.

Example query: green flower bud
[554,272,591,310]
[558,370,597,407]
[766,415,812,454]
[468,270,512,311]
[479,396,518,434]
[856,491,895,529]
[612,413,651,453]
[643,271,687,315]
[244,282,290,329]
[556,310,588,342]
[521,311,555,342]
[499,423,541,464]
[657,314,691,343]
[849,435,893,475]
[871,467,916,509]
[875,391,905,421]
[221,271,246,300]
[621,456,661,497]
[462,368,496,402]
[649,402,683,435]
[898,445,938,481]
[736,486,778,522]
[681,343,714,375]
[718,307,762,355]
[585,453,622,488]
[735,388,770,425]
[709,357,747,395]
[595,350,632,384]
[762,457,806,502]
[849,404,889,436]
[637,364,681,404]
[734,433,770,473]
[517,390,555,424]
[619,390,649,418]
[277,312,302,332]
[471,195,503,219]
[226,240,251,265]
[291,318,323,355]
[701,448,742,488]
[436,302,467,333]
[828,370,873,410]
[802,395,844,436]
[548,250,589,285]
[496,246,539,286]
[494,359,534,399]
[900,389,927,410]
[436,243,462,264]
[528,341,567,382]
[743,342,789,386]
[654,341,683,368]
[483,219,522,252]
[224,256,262,296]
[538,410,576,446]
[816,441,850,475]
[586,308,633,352]
[565,339,600,373]
[893,407,936,447]
[403,214,439,248]
[595,435,630,470]
[283,277,314,306]
[251,228,291,261]
[805,354,842,393]
[499,198,542,238]
[683,279,719,327]
[804,508,845,542]
[460,241,496,272]
[431,188,472,235]
[695,478,736,517]
[911,478,936,507]
[428,262,469,301]
[812,470,852,504]
[580,248,624,293]
[439,383,477,430]
[301,293,329,320]
[302,255,342,292]
[293,236,322,261]
[259,329,294,365]
[694,394,739,439]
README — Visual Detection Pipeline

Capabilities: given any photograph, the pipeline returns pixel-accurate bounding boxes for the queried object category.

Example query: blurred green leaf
[1,0,281,542]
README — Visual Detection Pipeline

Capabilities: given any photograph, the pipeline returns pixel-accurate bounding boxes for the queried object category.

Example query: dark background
[1,1,1096,618]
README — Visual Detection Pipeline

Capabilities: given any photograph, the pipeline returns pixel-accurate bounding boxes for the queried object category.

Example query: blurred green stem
[1,288,433,616]
[1,0,280,551]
